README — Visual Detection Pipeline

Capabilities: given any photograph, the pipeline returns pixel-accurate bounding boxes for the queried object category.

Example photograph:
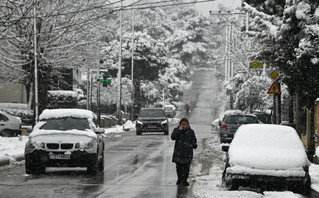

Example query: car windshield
[139,109,166,117]
[225,115,258,124]
[164,107,173,111]
[40,117,90,131]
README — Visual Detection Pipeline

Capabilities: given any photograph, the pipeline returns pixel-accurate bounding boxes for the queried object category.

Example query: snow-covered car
[136,108,169,135]
[0,110,22,137]
[24,109,105,175]
[163,104,176,118]
[223,124,311,194]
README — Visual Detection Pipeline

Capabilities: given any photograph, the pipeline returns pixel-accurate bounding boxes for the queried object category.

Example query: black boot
[181,180,189,186]
[176,179,182,185]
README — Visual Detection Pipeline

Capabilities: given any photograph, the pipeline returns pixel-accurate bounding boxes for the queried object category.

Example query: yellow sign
[250,61,270,69]
[270,71,279,80]
[267,82,281,95]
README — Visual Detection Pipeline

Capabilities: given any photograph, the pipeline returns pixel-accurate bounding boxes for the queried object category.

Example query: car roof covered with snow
[228,124,309,170]
[39,109,96,120]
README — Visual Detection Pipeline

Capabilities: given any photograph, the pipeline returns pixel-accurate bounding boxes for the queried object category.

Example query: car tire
[136,130,142,136]
[0,129,12,137]
[87,156,98,175]
[98,153,104,172]
[25,156,34,174]
[164,130,169,135]
[228,181,239,190]
[295,174,311,195]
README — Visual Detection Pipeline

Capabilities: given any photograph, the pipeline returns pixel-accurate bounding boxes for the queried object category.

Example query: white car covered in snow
[222,124,311,194]
[24,109,105,175]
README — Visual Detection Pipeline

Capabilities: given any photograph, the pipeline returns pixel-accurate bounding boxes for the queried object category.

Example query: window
[0,114,9,122]
[139,109,166,117]
[40,117,90,131]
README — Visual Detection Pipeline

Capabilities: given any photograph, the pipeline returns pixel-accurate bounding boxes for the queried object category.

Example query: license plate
[49,154,70,160]
[147,125,157,128]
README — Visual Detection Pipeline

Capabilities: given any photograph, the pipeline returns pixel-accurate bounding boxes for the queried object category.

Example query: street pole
[87,68,90,110]
[131,9,135,120]
[117,1,123,123]
[97,68,101,126]
[33,0,39,122]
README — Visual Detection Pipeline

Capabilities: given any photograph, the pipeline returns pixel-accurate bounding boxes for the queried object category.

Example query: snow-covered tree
[242,0,319,135]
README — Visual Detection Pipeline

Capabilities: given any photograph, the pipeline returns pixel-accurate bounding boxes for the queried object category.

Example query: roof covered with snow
[39,109,96,120]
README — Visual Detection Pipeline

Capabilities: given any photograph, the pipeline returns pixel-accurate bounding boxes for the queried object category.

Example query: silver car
[0,110,22,137]
[24,109,105,175]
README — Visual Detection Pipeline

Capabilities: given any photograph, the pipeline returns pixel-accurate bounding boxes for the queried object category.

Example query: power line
[0,0,215,41]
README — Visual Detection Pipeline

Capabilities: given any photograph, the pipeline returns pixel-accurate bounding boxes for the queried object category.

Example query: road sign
[270,71,279,80]
[267,82,281,94]
[250,61,270,69]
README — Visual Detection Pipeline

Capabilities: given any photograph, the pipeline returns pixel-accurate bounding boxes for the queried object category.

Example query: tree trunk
[295,92,306,137]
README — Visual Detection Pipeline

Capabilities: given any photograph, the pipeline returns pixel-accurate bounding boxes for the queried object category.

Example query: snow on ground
[0,136,28,165]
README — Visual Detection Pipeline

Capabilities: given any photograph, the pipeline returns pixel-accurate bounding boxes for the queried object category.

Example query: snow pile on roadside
[310,164,319,192]
[0,136,28,165]
[104,120,136,134]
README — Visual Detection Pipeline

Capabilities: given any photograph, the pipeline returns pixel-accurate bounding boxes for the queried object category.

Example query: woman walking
[171,118,197,186]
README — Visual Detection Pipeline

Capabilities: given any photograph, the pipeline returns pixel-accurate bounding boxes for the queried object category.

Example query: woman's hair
[179,117,189,126]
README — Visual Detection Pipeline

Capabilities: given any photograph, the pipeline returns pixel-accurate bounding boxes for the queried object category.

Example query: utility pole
[131,9,135,120]
[33,0,39,122]
[97,67,101,126]
[117,1,123,123]
[87,68,90,110]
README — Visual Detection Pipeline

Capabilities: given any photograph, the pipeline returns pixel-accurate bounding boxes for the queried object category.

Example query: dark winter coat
[171,126,197,164]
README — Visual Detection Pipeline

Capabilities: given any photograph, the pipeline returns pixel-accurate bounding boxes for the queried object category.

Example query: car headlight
[75,141,94,149]
[161,120,168,125]
[137,120,143,125]
[28,141,45,149]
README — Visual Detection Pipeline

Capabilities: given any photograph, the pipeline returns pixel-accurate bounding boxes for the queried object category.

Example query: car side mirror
[221,145,229,152]
[95,128,105,134]
[134,114,138,120]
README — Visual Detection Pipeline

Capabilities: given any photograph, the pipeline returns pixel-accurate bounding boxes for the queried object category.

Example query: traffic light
[100,72,111,87]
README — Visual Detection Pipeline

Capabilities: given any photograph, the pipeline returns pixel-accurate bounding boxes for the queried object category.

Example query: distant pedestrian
[171,118,197,186]
[185,103,190,115]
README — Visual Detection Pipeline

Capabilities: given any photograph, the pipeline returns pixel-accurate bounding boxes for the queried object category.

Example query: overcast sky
[195,0,242,16]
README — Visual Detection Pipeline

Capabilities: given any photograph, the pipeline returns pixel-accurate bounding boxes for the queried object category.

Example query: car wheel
[136,130,142,136]
[87,156,98,175]
[0,129,12,137]
[98,153,104,172]
[164,130,169,135]
[25,156,34,174]
[295,174,311,195]
[228,181,239,190]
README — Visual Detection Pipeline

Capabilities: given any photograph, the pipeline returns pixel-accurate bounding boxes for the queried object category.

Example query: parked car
[163,104,176,118]
[211,110,243,132]
[136,108,169,135]
[24,109,105,175]
[219,113,261,143]
[0,110,22,137]
[222,124,311,194]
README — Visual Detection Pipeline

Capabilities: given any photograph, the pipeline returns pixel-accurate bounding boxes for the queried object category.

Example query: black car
[136,108,169,135]
[219,113,261,143]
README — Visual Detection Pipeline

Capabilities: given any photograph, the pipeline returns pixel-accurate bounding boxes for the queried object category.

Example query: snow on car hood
[228,124,310,170]
[29,129,97,140]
